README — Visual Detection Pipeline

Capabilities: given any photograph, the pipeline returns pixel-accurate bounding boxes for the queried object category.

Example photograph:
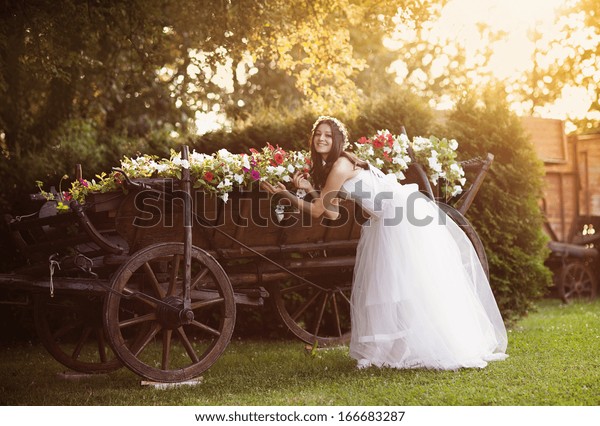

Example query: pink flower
[250,170,261,181]
[79,179,89,188]
[204,171,214,182]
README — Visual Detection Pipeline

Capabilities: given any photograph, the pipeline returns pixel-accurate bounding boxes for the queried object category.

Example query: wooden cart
[0,145,494,383]
[523,117,600,301]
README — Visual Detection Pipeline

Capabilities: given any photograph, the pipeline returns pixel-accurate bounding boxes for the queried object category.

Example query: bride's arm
[261,158,355,219]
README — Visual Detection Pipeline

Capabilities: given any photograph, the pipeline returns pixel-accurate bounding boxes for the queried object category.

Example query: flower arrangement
[45,130,464,207]
[351,131,465,197]
[351,130,412,181]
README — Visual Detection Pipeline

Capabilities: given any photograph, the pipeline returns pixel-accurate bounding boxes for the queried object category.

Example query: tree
[445,87,552,317]
[0,0,442,211]
[508,0,600,132]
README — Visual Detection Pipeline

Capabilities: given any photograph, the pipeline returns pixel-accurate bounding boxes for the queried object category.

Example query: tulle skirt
[349,184,508,370]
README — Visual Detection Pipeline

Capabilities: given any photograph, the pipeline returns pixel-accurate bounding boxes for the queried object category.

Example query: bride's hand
[260,181,287,195]
[293,171,314,192]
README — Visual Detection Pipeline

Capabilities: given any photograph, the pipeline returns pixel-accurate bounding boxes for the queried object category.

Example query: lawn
[0,298,599,406]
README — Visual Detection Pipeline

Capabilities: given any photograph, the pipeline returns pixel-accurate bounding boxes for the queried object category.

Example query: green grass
[1,298,599,406]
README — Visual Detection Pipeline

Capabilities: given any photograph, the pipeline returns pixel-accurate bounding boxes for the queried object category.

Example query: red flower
[204,171,214,182]
[386,134,394,147]
[273,151,284,165]
[250,148,259,154]
[62,191,72,201]
[372,137,385,149]
[358,136,369,145]
[267,142,275,151]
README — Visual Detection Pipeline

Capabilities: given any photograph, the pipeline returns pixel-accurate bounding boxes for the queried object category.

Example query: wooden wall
[521,117,578,242]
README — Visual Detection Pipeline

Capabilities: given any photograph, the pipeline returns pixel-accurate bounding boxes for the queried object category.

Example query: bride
[261,116,508,370]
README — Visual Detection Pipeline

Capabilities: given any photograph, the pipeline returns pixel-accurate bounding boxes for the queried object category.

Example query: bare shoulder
[331,156,355,173]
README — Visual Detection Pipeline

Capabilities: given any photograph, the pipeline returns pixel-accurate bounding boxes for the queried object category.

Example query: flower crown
[311,116,350,149]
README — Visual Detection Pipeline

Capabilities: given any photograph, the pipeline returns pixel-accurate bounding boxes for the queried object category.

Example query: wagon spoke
[176,327,200,363]
[331,293,342,338]
[190,320,221,337]
[292,290,322,321]
[97,329,108,363]
[162,329,172,370]
[118,312,157,329]
[191,268,210,290]
[337,288,351,304]
[168,255,181,296]
[143,262,166,299]
[190,297,224,310]
[281,282,309,294]
[132,323,162,356]
[72,326,92,360]
[52,324,77,341]
[313,293,329,337]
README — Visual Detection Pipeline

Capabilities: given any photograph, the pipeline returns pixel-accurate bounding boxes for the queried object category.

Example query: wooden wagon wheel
[103,242,235,383]
[270,267,353,347]
[34,293,122,374]
[436,202,490,278]
[558,260,597,301]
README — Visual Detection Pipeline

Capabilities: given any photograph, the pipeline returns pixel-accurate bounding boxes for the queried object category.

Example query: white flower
[375,158,384,166]
[275,165,286,175]
[452,185,463,196]
[172,156,190,169]
[241,155,251,170]
[217,148,233,158]
[459,177,466,186]
[233,173,244,184]
[449,139,459,150]
[154,163,169,173]
[217,178,232,189]
[412,136,431,150]
[287,164,295,173]
[428,157,442,173]
[220,192,229,203]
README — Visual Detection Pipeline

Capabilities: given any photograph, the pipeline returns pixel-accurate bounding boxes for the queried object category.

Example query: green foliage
[444,88,553,317]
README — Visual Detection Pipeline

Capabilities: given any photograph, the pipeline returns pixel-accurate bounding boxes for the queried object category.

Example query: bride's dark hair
[309,117,368,189]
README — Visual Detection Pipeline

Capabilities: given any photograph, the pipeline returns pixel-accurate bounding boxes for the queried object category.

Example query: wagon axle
[156,296,195,328]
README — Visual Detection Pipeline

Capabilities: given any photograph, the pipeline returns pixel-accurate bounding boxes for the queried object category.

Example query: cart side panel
[542,172,578,243]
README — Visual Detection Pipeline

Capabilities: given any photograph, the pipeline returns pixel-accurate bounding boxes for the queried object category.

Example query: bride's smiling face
[313,123,333,160]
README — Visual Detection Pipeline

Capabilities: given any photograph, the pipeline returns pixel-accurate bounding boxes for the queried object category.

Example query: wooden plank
[577,134,600,217]
[521,117,568,164]
[542,171,578,242]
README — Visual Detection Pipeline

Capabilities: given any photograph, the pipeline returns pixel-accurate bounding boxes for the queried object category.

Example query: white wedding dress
[341,166,508,370]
